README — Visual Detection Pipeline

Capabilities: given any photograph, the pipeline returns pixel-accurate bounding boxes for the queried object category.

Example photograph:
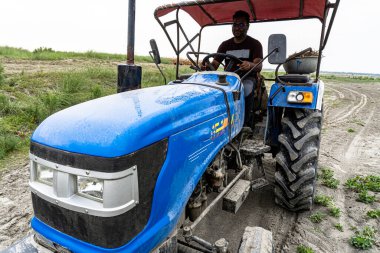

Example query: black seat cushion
[278,74,310,84]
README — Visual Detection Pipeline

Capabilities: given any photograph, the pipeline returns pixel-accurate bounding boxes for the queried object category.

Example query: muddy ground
[0,60,379,252]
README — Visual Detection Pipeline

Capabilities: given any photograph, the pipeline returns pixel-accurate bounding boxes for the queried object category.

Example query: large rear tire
[274,108,322,212]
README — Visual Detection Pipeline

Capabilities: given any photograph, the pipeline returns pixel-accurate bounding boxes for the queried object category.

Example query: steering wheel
[202,53,243,72]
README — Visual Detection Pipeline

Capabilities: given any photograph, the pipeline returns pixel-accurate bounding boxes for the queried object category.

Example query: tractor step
[222,179,251,214]
[240,139,271,157]
[251,178,269,191]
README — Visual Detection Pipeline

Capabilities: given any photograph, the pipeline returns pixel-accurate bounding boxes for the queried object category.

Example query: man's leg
[242,78,257,129]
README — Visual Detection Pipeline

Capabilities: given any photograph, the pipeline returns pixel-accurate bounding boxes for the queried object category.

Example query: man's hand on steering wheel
[237,61,254,71]
[201,53,243,72]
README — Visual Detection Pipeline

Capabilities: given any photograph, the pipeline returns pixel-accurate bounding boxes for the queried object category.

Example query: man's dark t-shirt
[216,36,263,76]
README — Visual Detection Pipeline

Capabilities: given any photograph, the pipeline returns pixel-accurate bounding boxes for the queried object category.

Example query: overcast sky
[0,0,379,74]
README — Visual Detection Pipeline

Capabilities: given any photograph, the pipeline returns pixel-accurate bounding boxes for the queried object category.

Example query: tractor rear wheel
[274,108,322,212]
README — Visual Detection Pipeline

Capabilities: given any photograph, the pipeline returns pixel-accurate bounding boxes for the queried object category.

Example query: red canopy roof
[155,0,327,27]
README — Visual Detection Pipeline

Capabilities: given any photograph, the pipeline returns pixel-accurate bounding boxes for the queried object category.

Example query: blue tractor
[4,0,340,252]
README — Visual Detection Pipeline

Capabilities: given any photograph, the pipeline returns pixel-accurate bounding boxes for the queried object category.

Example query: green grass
[347,128,355,133]
[0,62,4,85]
[323,178,340,189]
[367,209,380,219]
[321,73,380,83]
[0,53,195,165]
[345,175,380,192]
[319,167,334,180]
[357,190,376,204]
[0,46,173,63]
[296,245,315,253]
[310,212,326,223]
[350,226,376,250]
[329,207,341,217]
[314,194,333,207]
[319,167,340,189]
[335,223,343,232]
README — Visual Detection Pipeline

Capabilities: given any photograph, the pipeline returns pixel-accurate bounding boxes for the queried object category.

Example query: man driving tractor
[209,10,267,128]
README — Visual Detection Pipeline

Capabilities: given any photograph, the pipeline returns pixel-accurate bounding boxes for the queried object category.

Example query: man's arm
[237,58,262,72]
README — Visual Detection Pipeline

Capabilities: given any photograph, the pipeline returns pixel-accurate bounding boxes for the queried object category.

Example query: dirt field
[0,60,379,252]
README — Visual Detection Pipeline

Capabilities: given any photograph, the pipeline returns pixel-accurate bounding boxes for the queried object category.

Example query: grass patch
[314,194,333,207]
[0,46,172,64]
[296,245,314,253]
[335,223,343,232]
[350,226,376,250]
[345,175,380,192]
[0,62,4,85]
[310,212,326,223]
[329,207,341,217]
[322,178,340,189]
[319,167,340,189]
[0,133,20,159]
[357,190,376,204]
[347,128,355,133]
[367,209,380,219]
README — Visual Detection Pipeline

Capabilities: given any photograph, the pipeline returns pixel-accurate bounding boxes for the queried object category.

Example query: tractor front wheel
[274,108,322,212]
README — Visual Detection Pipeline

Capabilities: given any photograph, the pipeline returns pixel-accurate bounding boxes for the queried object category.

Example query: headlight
[287,91,313,104]
[36,164,54,185]
[77,176,104,202]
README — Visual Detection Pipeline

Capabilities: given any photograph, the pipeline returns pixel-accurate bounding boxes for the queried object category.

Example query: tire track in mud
[326,86,368,125]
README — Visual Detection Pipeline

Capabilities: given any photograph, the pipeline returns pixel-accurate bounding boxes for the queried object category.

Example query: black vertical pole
[127,0,136,65]
[117,0,142,93]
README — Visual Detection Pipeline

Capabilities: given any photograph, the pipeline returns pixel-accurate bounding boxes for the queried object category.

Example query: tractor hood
[31,83,225,158]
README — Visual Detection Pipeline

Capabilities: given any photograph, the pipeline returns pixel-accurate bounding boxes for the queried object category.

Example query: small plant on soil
[345,175,380,204]
[319,167,340,189]
[350,226,376,250]
[329,207,341,217]
[335,223,344,232]
[310,212,325,223]
[357,190,376,204]
[345,175,380,192]
[314,194,333,206]
[347,128,355,133]
[319,167,334,179]
[323,177,340,189]
[296,244,315,253]
[367,209,380,219]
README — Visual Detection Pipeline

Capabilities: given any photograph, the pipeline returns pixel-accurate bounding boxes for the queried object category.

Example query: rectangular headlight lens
[77,176,104,202]
[36,164,54,185]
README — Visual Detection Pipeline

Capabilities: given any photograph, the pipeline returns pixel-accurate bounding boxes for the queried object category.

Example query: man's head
[232,10,250,40]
